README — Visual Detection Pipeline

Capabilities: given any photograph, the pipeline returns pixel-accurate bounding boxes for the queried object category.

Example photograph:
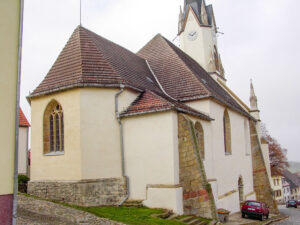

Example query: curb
[262,216,289,225]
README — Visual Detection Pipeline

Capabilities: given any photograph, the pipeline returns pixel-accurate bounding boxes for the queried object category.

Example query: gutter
[115,85,130,206]
[12,1,24,224]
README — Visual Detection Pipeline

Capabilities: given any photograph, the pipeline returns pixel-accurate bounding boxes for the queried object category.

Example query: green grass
[62,205,185,225]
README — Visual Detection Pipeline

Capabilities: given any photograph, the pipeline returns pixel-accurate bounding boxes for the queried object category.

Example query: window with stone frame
[195,122,205,160]
[223,109,231,154]
[43,100,64,154]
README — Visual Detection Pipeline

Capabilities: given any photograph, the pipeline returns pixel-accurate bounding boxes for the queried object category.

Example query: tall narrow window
[223,109,231,154]
[43,100,64,154]
[195,122,205,160]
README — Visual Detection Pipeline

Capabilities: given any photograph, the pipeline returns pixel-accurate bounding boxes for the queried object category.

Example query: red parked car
[241,200,269,221]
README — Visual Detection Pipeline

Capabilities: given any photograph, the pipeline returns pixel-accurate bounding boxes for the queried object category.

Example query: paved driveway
[274,205,300,225]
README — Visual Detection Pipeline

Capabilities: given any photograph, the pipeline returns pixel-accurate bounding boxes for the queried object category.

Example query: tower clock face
[188,30,198,41]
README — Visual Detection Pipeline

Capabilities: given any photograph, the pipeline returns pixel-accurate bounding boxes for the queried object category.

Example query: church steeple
[250,79,258,111]
[178,0,226,82]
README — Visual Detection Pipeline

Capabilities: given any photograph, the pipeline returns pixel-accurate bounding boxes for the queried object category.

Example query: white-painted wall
[187,99,255,213]
[123,111,183,214]
[80,88,138,179]
[18,127,29,175]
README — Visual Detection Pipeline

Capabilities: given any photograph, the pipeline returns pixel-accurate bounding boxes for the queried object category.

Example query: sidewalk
[226,212,287,225]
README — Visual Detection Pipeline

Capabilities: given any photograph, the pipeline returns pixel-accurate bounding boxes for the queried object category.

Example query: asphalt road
[274,205,300,225]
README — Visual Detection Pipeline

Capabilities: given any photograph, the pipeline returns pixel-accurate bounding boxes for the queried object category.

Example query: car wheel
[260,214,263,221]
[266,214,269,219]
[242,213,245,218]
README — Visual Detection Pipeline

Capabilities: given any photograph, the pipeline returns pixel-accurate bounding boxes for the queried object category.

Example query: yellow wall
[0,0,21,195]
[30,87,139,181]
[30,90,82,181]
[80,88,138,179]
[123,111,179,200]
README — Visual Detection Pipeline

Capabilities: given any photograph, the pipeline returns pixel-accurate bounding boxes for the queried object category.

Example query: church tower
[178,0,225,81]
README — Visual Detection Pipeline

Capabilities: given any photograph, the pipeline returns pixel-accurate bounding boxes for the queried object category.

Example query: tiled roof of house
[31,26,161,96]
[284,170,300,189]
[121,90,212,120]
[137,34,250,118]
[19,108,30,127]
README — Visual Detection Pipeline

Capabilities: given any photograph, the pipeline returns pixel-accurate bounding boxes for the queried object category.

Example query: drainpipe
[115,85,130,206]
[12,1,24,224]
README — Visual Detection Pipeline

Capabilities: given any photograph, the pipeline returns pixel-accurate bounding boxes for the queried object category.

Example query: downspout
[115,85,130,206]
[13,1,24,224]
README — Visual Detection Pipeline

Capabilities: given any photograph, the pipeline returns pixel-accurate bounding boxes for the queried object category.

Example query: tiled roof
[19,108,30,127]
[31,26,161,96]
[284,170,300,189]
[121,90,212,121]
[137,34,251,117]
[30,26,249,120]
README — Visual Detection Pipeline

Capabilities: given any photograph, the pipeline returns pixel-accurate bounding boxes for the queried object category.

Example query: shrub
[18,175,29,193]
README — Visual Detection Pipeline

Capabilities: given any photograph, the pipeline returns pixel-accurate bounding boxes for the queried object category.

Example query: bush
[18,175,29,193]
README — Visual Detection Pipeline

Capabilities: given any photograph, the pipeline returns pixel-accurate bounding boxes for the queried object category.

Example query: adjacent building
[284,170,300,201]
[18,108,30,175]
[282,177,291,202]
[271,175,284,203]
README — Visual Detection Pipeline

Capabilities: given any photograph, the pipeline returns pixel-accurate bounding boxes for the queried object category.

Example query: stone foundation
[178,114,217,219]
[28,177,127,206]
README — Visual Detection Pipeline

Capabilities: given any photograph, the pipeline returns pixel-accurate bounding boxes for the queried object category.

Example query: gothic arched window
[195,122,205,160]
[44,100,64,154]
[223,109,231,154]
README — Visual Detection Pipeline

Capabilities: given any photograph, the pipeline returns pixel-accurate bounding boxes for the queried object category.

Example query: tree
[261,123,289,176]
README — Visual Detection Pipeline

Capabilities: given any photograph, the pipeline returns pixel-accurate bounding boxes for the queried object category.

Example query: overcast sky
[21,0,300,161]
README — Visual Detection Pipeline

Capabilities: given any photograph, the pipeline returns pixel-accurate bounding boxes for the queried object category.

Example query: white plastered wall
[187,99,255,213]
[18,127,29,175]
[123,111,183,214]
[80,88,139,179]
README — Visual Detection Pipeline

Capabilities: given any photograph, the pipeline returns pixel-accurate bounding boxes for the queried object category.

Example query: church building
[28,0,277,218]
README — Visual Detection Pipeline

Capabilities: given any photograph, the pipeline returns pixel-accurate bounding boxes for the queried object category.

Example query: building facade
[18,108,30,175]
[28,0,277,218]
[282,177,291,202]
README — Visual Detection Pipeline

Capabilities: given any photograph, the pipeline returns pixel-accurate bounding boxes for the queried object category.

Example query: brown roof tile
[19,108,30,127]
[121,90,212,121]
[137,34,251,117]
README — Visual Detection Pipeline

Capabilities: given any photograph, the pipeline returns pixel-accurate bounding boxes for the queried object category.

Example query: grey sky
[21,0,300,161]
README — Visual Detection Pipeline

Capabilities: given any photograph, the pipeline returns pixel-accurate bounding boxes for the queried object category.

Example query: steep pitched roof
[31,26,161,97]
[121,90,212,120]
[183,0,213,25]
[30,26,210,120]
[138,34,251,117]
[19,108,30,127]
[284,170,300,189]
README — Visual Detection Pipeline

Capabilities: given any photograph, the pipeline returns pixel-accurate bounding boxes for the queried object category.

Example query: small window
[43,100,64,154]
[223,109,231,154]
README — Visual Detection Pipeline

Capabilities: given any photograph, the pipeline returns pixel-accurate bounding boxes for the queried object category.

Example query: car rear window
[247,202,261,207]
[290,200,296,203]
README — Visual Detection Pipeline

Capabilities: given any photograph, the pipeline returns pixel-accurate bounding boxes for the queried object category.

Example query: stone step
[180,216,195,223]
[187,218,201,225]
[122,200,143,207]
[167,214,179,220]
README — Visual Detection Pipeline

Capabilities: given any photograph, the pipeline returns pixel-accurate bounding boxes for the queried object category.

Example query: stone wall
[28,177,127,206]
[249,121,279,214]
[178,114,217,219]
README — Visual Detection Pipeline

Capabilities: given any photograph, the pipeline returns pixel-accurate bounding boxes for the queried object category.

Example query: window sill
[44,151,65,156]
[225,152,232,156]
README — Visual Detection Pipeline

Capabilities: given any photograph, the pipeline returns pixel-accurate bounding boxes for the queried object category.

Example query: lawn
[69,205,185,225]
